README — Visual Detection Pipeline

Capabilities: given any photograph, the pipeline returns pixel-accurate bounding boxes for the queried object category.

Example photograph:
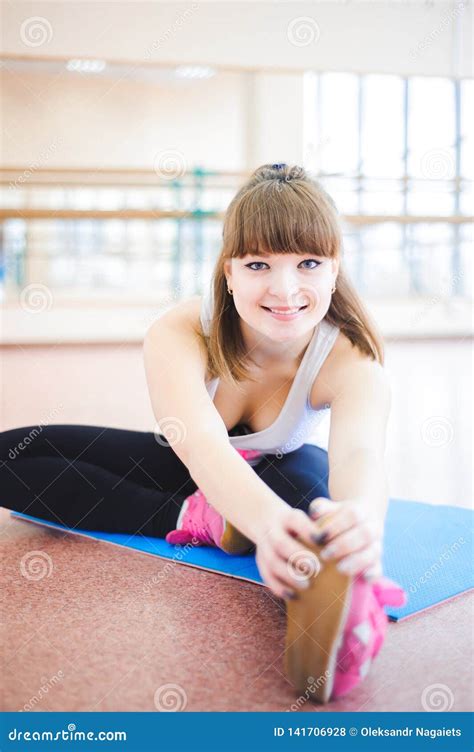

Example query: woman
[1,163,405,704]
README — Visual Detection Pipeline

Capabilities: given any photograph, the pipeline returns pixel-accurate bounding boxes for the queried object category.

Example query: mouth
[261,305,308,319]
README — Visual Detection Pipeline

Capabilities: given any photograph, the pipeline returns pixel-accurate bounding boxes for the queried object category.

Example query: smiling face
[219,171,342,362]
[224,251,339,346]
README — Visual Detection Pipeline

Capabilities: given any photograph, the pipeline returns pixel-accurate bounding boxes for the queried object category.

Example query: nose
[267,270,303,304]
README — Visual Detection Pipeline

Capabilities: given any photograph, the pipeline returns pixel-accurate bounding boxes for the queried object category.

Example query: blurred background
[0,1,472,508]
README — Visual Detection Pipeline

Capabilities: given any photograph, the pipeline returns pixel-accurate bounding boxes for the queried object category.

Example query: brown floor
[2,507,472,712]
[1,338,472,711]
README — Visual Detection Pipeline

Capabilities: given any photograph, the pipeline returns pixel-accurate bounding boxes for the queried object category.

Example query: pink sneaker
[165,448,261,553]
[285,539,407,704]
[165,488,225,547]
[330,574,407,700]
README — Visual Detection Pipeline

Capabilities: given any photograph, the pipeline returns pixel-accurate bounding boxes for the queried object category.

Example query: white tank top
[200,285,340,461]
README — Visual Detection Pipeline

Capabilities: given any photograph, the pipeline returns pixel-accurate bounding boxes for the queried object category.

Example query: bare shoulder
[143,294,210,383]
[311,329,388,409]
[146,295,203,336]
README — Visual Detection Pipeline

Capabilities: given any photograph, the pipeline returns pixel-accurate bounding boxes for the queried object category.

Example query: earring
[331,283,336,294]
[227,287,233,295]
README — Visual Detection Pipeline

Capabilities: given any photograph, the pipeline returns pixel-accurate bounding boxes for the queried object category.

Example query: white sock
[176,498,189,529]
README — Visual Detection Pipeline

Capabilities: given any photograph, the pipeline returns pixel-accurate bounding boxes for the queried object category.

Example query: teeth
[269,308,301,315]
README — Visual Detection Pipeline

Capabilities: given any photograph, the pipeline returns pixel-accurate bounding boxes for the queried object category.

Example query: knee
[255,444,329,509]
[277,444,329,481]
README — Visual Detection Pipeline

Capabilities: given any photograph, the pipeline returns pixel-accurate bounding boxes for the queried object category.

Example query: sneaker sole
[284,538,353,704]
[220,521,255,555]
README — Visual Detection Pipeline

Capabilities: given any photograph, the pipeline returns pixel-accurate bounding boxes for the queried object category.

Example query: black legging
[0,424,330,539]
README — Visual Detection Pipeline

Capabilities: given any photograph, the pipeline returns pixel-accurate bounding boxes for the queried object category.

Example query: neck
[240,320,320,368]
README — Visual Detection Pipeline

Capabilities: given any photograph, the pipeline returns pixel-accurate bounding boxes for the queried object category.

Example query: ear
[331,257,340,276]
[223,258,232,283]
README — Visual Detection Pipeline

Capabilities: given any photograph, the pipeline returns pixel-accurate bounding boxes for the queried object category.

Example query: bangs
[224,181,340,260]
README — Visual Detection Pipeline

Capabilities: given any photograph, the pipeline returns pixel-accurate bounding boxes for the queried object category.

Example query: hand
[255,507,323,600]
[308,496,384,581]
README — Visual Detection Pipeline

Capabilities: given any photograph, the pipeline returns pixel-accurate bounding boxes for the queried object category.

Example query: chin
[261,320,316,341]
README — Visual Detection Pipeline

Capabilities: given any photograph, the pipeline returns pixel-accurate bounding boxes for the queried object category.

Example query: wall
[0,68,249,169]
[1,1,471,77]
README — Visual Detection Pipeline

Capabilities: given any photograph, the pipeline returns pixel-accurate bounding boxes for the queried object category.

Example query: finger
[257,554,300,600]
[257,558,283,598]
[272,559,311,592]
[311,503,368,546]
[262,565,299,600]
[275,543,321,590]
[273,530,320,580]
[284,508,333,549]
[319,523,377,562]
[335,543,380,577]
[269,576,298,600]
[264,528,320,590]
[311,512,354,546]
[308,497,338,520]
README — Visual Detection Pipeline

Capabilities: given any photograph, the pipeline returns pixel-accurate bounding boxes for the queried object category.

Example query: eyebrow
[246,253,323,259]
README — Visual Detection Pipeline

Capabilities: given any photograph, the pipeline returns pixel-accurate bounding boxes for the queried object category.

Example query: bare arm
[327,358,391,525]
[142,304,290,544]
[301,357,392,579]
[185,438,290,543]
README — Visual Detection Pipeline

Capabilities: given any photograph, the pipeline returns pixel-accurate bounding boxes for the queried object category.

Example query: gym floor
[1,338,472,711]
[2,509,472,712]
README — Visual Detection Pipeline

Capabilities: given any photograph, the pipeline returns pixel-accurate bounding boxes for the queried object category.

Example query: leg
[205,444,329,553]
[253,444,329,513]
[1,424,196,492]
[0,424,197,537]
[259,445,405,703]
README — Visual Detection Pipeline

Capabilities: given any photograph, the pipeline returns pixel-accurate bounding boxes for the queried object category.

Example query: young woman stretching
[1,164,405,704]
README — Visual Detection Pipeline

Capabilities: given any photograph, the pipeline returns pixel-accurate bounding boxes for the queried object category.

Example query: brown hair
[198,163,384,386]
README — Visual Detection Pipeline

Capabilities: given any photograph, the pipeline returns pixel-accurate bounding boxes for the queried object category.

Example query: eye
[244,258,322,271]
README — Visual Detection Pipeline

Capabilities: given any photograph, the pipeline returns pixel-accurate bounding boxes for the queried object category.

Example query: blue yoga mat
[11,498,473,621]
